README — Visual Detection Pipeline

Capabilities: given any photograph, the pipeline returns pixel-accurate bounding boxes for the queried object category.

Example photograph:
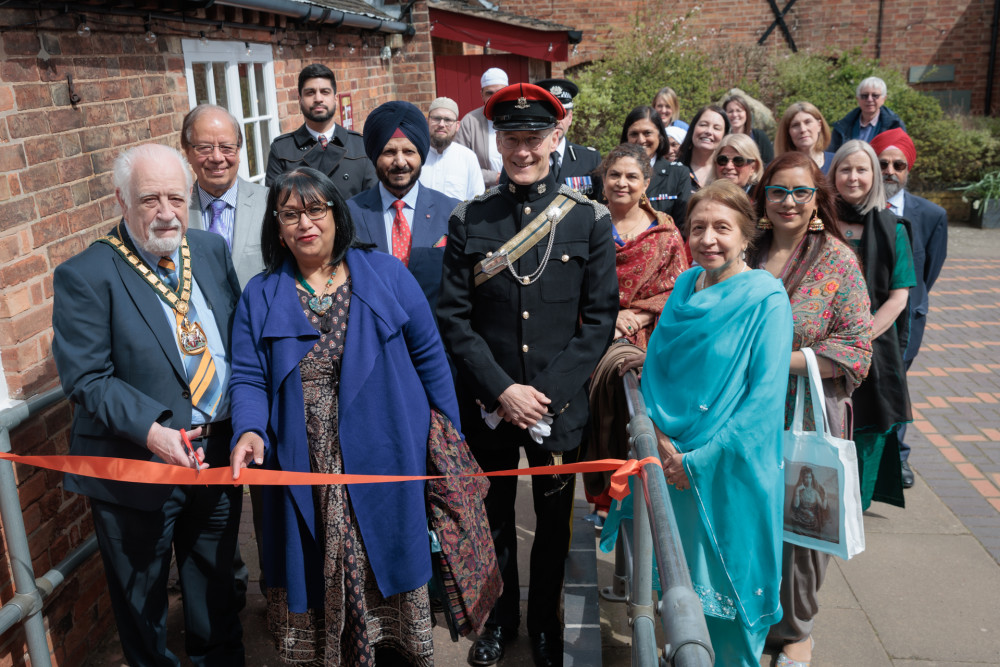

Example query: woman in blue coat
[228,168,460,665]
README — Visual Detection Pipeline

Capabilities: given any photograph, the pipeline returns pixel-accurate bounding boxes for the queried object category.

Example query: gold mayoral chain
[97,231,208,356]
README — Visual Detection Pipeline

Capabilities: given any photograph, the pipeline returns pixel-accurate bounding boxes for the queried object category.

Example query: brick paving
[906,244,1000,562]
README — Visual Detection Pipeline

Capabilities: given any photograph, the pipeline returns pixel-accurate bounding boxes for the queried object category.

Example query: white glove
[528,413,554,444]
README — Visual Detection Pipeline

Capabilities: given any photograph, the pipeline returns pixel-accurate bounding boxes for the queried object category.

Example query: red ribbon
[0,452,646,487]
[608,456,662,501]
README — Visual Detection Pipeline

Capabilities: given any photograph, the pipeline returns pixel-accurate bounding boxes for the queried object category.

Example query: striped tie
[158,257,223,420]
[318,134,328,150]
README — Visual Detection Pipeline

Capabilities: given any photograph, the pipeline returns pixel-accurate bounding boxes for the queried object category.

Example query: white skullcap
[666,125,687,145]
[480,68,509,89]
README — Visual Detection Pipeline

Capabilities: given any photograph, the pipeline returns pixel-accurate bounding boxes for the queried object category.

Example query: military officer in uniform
[264,63,376,198]
[535,78,601,197]
[437,83,617,667]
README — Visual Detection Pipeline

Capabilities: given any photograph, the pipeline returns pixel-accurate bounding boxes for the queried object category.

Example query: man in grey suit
[181,104,267,288]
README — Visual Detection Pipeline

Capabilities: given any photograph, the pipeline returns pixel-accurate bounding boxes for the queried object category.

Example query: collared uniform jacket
[229,248,460,609]
[264,123,377,199]
[437,171,618,453]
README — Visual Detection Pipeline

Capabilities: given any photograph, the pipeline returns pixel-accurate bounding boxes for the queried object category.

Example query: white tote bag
[782,348,865,560]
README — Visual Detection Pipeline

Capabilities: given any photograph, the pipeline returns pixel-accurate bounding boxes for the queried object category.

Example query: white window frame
[181,39,280,184]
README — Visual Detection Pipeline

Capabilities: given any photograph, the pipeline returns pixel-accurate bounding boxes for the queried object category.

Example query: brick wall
[505,0,998,114]
[0,3,433,665]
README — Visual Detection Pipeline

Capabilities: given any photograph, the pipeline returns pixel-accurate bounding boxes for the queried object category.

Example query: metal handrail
[0,388,99,667]
[614,371,714,666]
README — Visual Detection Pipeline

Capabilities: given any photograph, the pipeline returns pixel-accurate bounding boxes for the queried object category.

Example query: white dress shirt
[420,143,486,201]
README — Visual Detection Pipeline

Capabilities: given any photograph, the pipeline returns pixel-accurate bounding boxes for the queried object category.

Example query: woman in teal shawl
[603,180,792,665]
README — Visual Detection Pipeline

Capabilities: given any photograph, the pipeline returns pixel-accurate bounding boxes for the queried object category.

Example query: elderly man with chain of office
[438,83,617,667]
[52,144,244,666]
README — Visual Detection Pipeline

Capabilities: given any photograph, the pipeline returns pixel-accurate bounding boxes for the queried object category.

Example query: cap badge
[550,86,563,96]
[515,96,530,109]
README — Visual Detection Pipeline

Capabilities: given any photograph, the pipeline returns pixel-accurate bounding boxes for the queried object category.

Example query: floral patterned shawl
[615,199,689,349]
[781,235,873,430]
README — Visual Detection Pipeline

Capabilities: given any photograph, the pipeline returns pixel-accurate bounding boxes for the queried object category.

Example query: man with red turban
[870,127,948,488]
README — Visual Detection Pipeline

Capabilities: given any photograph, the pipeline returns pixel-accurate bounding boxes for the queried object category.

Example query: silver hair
[830,139,887,214]
[113,144,193,207]
[856,76,888,98]
[180,104,244,149]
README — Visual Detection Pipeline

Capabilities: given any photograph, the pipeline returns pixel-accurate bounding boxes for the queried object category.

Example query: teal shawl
[642,267,792,630]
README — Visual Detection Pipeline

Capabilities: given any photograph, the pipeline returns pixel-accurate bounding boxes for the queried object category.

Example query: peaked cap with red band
[484,83,566,131]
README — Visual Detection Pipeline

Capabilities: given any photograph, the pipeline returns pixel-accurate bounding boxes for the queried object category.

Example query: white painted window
[181,40,279,184]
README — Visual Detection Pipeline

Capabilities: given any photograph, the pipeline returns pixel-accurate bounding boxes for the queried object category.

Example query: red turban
[870,128,916,169]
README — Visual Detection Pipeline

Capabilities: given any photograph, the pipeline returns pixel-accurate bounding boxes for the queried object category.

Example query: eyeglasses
[715,154,752,168]
[428,116,457,126]
[879,159,908,172]
[191,143,239,157]
[858,93,883,100]
[274,201,333,226]
[498,132,552,151]
[764,186,817,204]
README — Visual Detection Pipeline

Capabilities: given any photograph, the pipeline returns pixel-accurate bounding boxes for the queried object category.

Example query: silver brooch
[699,404,709,412]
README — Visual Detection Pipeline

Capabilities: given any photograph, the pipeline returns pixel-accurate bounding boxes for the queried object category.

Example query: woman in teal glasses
[749,151,873,667]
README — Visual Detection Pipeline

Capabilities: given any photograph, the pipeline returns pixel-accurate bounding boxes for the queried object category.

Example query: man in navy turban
[348,100,460,313]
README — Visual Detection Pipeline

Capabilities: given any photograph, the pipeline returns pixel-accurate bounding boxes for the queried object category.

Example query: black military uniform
[648,156,692,230]
[437,84,617,667]
[264,123,376,198]
[536,78,602,198]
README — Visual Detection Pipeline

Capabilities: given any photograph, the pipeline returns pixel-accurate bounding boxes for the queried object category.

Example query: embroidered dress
[781,235,873,431]
[602,268,793,666]
[266,280,433,666]
[613,201,689,349]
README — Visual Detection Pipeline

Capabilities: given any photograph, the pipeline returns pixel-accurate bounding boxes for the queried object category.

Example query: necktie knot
[209,199,227,215]
[158,257,178,291]
[392,199,406,213]
[318,134,329,149]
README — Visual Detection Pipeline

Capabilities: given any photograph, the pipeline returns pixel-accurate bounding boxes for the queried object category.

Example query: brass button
[524,206,532,214]
[522,311,529,319]
[561,254,570,262]
[522,344,529,352]
[486,251,493,258]
[521,277,530,284]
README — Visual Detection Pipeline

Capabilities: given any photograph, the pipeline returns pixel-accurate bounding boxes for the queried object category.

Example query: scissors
[179,428,203,476]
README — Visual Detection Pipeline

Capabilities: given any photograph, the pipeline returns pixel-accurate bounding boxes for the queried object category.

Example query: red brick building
[0,0,994,665]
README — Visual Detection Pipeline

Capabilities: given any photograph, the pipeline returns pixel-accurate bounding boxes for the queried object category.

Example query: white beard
[132,218,184,254]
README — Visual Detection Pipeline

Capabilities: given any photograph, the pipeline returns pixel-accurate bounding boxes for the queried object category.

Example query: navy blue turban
[362,101,430,164]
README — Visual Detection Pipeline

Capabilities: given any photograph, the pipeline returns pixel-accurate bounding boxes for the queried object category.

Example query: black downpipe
[987,0,1000,114]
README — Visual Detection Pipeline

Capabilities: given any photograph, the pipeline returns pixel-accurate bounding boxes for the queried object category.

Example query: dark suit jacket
[437,172,618,452]
[264,123,376,199]
[901,191,948,360]
[649,158,692,230]
[52,225,241,511]
[187,177,267,288]
[347,183,459,313]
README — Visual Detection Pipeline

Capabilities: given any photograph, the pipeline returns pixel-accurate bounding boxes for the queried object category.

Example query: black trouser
[90,482,245,667]
[471,440,579,637]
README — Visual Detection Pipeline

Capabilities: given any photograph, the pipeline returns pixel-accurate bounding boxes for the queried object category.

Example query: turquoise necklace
[295,263,339,316]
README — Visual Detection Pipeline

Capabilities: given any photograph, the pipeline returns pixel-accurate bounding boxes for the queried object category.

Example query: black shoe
[901,460,915,489]
[468,625,515,666]
[530,631,563,667]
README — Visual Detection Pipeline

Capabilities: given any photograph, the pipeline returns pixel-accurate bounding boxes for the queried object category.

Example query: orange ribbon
[0,452,640,487]
[608,456,662,501]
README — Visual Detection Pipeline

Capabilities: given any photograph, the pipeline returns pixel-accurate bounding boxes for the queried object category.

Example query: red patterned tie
[391,200,411,267]
[318,134,328,150]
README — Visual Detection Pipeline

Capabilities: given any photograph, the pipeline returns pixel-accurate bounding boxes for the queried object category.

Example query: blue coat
[228,247,460,609]
[828,106,906,153]
[347,183,459,313]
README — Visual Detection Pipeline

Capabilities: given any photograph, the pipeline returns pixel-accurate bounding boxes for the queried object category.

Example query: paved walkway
[84,226,1000,666]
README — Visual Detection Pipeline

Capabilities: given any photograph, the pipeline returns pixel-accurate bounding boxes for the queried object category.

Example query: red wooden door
[434,55,531,117]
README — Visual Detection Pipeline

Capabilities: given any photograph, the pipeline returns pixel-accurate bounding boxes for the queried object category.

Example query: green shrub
[573,34,1000,187]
